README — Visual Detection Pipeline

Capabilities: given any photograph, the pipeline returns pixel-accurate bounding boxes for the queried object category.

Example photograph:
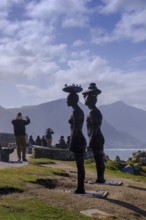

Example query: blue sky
[0,0,146,110]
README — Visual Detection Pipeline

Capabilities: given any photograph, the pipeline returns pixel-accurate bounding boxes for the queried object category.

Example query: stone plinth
[0,133,16,162]
[0,147,14,162]
[32,146,75,161]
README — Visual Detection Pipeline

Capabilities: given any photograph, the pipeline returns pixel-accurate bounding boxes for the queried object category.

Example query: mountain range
[0,99,146,149]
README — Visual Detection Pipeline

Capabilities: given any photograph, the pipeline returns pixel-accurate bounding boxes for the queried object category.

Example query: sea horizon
[104,148,146,161]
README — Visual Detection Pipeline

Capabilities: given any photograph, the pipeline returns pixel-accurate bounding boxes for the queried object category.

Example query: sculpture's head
[67,93,79,107]
[82,83,101,97]
[82,83,101,108]
[62,84,82,107]
[84,94,97,108]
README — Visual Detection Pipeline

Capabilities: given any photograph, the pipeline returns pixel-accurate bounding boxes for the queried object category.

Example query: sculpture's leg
[74,152,85,194]
[93,150,105,183]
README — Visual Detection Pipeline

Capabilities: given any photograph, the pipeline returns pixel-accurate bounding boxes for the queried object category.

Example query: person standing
[66,136,71,148]
[45,128,54,147]
[82,83,105,183]
[12,112,30,162]
[63,84,86,194]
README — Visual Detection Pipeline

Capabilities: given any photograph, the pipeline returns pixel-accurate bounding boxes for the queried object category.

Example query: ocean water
[104,149,146,161]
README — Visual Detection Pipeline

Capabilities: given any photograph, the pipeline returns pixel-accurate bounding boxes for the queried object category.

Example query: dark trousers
[92,150,105,183]
[74,152,85,191]
[15,135,26,160]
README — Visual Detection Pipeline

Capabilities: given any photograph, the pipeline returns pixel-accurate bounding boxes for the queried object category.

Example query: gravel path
[0,149,30,169]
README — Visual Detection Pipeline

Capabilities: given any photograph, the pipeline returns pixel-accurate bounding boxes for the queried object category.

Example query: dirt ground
[1,150,146,220]
[28,161,146,220]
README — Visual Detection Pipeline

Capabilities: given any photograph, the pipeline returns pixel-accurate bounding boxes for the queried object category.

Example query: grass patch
[0,162,69,190]
[52,170,70,177]
[0,165,50,190]
[85,159,146,182]
[0,197,91,220]
[0,157,144,220]
[28,156,56,165]
[0,162,90,220]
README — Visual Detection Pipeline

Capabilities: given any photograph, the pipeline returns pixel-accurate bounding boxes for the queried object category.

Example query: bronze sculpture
[63,84,86,193]
[82,83,105,183]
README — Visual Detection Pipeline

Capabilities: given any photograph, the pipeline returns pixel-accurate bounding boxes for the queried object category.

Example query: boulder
[0,148,14,162]
[122,164,134,175]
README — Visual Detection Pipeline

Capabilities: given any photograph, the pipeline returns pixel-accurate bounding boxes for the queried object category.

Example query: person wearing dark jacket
[12,112,30,162]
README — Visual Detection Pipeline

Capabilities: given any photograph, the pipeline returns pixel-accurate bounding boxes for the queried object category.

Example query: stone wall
[0,133,15,145]
[32,146,75,161]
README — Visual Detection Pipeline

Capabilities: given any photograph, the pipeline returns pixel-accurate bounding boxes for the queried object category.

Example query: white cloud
[0,50,60,82]
[115,10,146,43]
[26,0,89,17]
[0,0,24,19]
[0,0,146,111]
[0,0,23,9]
[26,0,90,28]
[0,16,67,82]
[92,9,146,44]
[99,0,146,14]
[72,39,86,47]
[62,15,89,28]
[14,55,146,110]
[16,84,39,97]
[16,83,64,104]
[129,55,146,65]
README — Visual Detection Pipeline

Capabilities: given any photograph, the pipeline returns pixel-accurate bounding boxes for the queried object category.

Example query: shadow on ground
[30,178,58,189]
[0,187,24,196]
[127,185,146,191]
[106,198,146,218]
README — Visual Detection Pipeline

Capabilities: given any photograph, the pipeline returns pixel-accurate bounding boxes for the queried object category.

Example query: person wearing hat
[12,112,30,162]
[82,83,105,183]
[63,84,87,194]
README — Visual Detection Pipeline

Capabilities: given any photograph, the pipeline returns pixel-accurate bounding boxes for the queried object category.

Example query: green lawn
[0,159,92,220]
[0,197,91,220]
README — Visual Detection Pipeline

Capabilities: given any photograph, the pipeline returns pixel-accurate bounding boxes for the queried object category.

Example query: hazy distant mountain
[100,101,146,144]
[0,106,15,133]
[101,119,143,148]
[0,99,144,149]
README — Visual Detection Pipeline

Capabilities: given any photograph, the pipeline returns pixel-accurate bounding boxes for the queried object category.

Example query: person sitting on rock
[35,135,42,146]
[29,135,35,145]
[41,135,47,147]
[56,136,68,149]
